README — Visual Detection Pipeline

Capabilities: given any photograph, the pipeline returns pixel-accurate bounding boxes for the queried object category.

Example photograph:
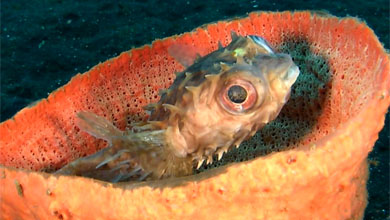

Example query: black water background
[1,1,389,219]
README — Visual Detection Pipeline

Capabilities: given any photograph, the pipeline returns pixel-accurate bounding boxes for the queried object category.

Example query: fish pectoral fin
[168,43,199,67]
[76,111,123,146]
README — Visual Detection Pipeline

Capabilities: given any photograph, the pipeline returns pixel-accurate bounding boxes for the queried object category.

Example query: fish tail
[58,112,194,181]
[55,112,127,179]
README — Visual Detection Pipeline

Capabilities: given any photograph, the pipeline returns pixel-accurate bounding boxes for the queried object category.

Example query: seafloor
[1,0,389,219]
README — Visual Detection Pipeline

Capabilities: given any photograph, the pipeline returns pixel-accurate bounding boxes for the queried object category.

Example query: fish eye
[219,79,258,114]
[227,85,247,103]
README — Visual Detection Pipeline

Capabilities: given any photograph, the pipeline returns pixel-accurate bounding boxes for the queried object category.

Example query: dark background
[1,1,389,219]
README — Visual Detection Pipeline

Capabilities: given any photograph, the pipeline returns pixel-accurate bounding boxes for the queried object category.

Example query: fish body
[56,34,300,182]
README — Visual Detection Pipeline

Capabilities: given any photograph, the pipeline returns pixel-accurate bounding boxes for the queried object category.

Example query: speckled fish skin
[56,34,300,182]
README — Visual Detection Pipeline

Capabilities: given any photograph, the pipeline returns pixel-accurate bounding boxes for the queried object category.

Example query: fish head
[213,34,300,112]
[164,35,299,164]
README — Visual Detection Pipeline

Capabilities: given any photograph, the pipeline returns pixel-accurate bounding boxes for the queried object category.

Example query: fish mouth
[283,64,300,88]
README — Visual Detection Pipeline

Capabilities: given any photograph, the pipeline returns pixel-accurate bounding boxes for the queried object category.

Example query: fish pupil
[227,85,247,103]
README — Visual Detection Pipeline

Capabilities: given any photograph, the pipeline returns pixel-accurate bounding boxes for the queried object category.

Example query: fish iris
[227,85,247,103]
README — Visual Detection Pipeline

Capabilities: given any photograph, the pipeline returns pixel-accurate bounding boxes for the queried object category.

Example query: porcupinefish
[56,33,300,182]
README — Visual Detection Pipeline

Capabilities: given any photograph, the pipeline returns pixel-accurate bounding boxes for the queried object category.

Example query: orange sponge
[0,11,389,220]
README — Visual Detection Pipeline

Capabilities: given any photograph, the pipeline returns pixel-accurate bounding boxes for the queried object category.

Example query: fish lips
[284,63,300,89]
[253,53,300,88]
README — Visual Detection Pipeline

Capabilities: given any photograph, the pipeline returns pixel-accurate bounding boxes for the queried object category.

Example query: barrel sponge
[1,11,389,220]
